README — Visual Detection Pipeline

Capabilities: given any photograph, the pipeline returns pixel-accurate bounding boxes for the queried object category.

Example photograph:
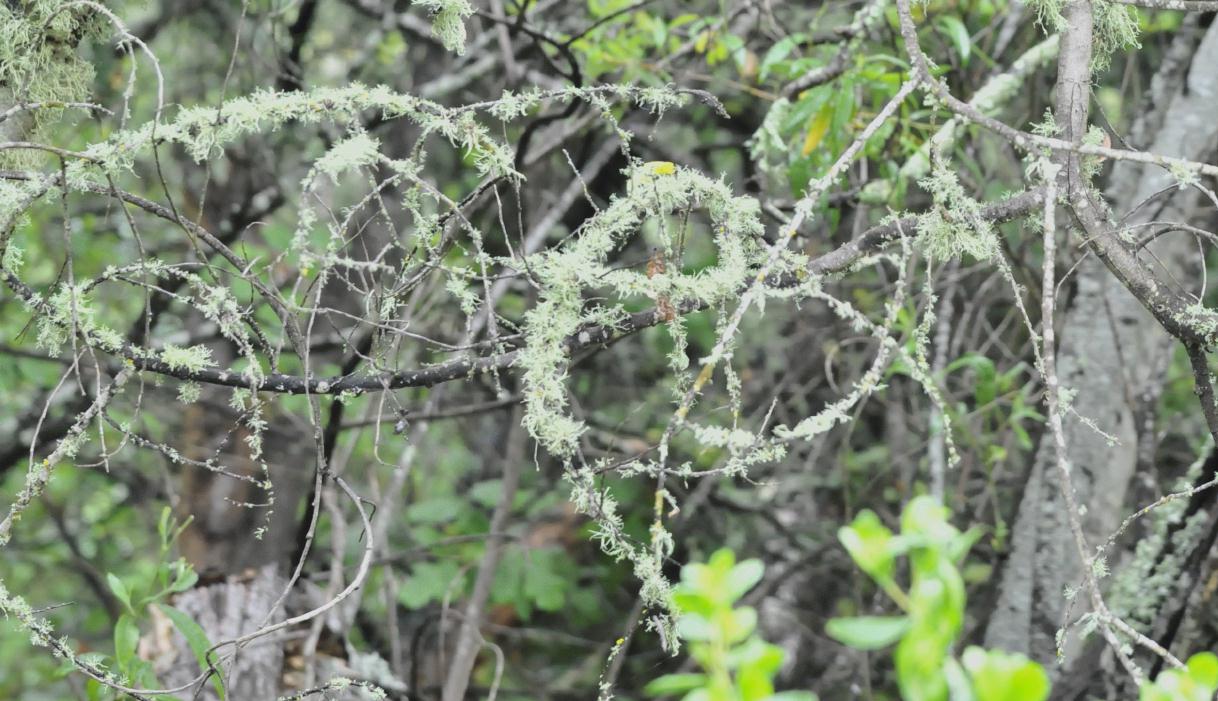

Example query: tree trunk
[984,20,1218,675]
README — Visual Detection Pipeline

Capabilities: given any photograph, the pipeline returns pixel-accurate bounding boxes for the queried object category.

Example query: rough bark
[156,566,287,701]
[983,20,1218,673]
[442,413,526,701]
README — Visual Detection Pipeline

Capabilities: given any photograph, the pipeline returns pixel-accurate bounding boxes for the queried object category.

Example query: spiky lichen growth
[1174,302,1218,346]
[915,163,999,262]
[1109,442,1214,628]
[1026,0,1138,71]
[0,1,109,165]
[177,381,201,404]
[566,463,679,649]
[517,163,769,457]
[33,283,115,354]
[0,79,738,665]
[412,0,474,55]
[689,422,788,477]
[159,343,215,373]
[508,163,781,640]
[772,242,957,467]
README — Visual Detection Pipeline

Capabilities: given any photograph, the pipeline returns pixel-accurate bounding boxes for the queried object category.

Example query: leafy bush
[646,549,815,701]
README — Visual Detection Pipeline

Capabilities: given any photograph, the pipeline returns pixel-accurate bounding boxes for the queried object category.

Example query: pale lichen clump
[159,343,215,373]
[514,163,779,641]
[1175,302,1218,346]
[1109,441,1214,628]
[566,463,680,650]
[915,162,1000,262]
[412,0,474,55]
[3,75,790,659]
[517,163,770,458]
[689,422,788,477]
[0,1,108,167]
[1026,0,1139,70]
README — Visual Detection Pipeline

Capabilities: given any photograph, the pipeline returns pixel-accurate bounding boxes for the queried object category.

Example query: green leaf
[676,612,715,642]
[644,673,708,696]
[113,614,139,671]
[1186,652,1218,690]
[953,354,998,408]
[407,496,466,524]
[673,589,716,617]
[724,558,764,603]
[825,616,909,650]
[491,551,531,619]
[157,506,172,543]
[800,102,834,157]
[788,156,815,197]
[838,510,896,581]
[724,607,758,644]
[759,34,804,82]
[961,646,1049,701]
[896,633,950,701]
[107,573,132,613]
[901,496,958,545]
[400,560,463,608]
[169,562,199,594]
[737,658,776,701]
[469,479,504,508]
[523,550,570,612]
[158,604,226,700]
[936,16,972,66]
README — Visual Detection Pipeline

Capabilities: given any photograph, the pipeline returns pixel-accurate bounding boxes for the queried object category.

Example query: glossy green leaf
[644,673,708,696]
[724,558,764,603]
[826,615,909,650]
[961,647,1049,701]
[113,614,139,671]
[1186,652,1218,689]
[838,510,895,581]
[936,15,972,66]
[106,573,132,613]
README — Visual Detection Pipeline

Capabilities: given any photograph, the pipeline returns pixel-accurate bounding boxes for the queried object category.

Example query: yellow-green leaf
[801,104,833,156]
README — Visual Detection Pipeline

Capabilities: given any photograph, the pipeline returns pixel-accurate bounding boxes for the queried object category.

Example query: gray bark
[983,21,1218,670]
[442,414,526,701]
[156,565,286,700]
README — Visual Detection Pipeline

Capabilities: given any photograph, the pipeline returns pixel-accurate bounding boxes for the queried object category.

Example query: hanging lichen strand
[519,164,772,458]
[0,73,981,657]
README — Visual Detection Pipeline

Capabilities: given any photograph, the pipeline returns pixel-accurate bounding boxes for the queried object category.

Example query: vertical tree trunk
[157,566,286,700]
[984,21,1218,674]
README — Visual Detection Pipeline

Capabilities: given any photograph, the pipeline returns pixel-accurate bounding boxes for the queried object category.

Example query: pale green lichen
[565,465,678,650]
[0,1,109,166]
[159,343,214,373]
[915,162,999,262]
[1,245,24,274]
[1027,0,1138,71]
[177,381,201,404]
[517,164,770,457]
[1110,442,1214,628]
[412,0,474,55]
[487,87,544,121]
[1170,161,1201,191]
[1174,302,1218,345]
[35,284,100,354]
[313,132,381,184]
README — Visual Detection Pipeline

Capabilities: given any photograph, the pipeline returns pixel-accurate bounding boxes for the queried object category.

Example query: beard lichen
[915,162,1000,262]
[517,163,769,458]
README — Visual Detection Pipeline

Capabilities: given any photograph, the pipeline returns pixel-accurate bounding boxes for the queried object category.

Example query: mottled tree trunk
[984,21,1218,677]
[157,566,287,700]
